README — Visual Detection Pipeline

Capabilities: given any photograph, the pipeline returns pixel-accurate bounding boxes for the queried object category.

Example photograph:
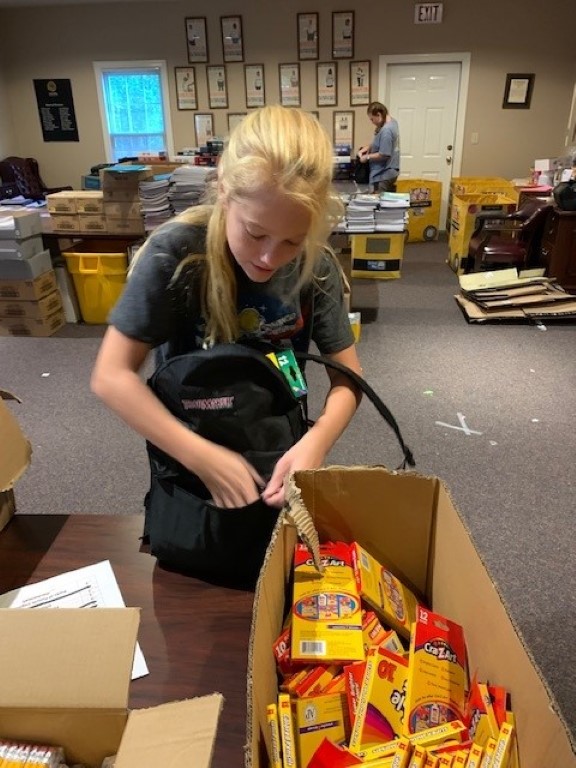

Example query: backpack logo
[182,396,235,411]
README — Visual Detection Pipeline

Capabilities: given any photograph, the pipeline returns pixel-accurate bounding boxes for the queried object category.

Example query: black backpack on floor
[144,341,414,586]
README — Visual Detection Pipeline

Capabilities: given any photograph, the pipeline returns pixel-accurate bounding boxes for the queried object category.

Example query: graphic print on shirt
[237,291,303,342]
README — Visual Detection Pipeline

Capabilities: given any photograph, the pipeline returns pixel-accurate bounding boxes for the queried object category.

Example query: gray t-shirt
[370,118,400,184]
[109,221,354,356]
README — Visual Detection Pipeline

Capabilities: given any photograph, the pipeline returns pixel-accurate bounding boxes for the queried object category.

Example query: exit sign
[414,3,443,23]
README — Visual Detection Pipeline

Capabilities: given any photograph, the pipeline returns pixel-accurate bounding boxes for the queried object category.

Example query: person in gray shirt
[358,101,400,192]
[91,105,362,511]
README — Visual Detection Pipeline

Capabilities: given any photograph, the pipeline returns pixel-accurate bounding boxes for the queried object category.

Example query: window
[94,60,174,162]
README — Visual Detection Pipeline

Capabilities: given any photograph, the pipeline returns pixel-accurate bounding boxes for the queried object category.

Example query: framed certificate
[175,67,197,110]
[332,11,354,59]
[350,60,371,106]
[279,63,301,107]
[221,15,244,63]
[333,111,354,145]
[297,13,319,61]
[194,113,214,146]
[207,65,229,109]
[316,62,337,107]
[185,17,208,64]
[245,64,266,108]
[228,113,247,134]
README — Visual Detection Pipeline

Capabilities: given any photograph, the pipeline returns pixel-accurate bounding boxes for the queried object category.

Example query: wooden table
[0,514,255,768]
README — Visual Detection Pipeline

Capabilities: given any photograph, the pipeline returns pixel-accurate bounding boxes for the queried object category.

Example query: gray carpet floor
[2,239,575,744]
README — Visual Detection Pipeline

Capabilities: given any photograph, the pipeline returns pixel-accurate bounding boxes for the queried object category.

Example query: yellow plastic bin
[447,177,518,231]
[396,179,442,242]
[63,240,130,323]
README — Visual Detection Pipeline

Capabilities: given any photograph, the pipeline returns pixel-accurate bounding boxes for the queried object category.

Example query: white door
[380,59,465,229]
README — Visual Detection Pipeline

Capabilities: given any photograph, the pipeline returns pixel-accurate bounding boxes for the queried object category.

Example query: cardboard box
[46,190,104,215]
[46,190,79,214]
[0,608,223,768]
[105,217,145,235]
[0,306,65,337]
[0,249,52,280]
[104,201,143,219]
[0,209,43,240]
[0,289,63,320]
[101,165,154,191]
[246,467,576,768]
[78,213,107,233]
[50,213,81,233]
[0,389,31,531]
[0,235,44,260]
[0,269,58,301]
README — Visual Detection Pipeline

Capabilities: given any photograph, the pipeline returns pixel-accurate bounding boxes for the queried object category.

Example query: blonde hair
[133,105,343,344]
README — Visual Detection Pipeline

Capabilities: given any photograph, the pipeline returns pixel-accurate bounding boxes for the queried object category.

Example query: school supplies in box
[349,646,409,751]
[267,702,284,768]
[278,692,298,768]
[350,543,419,639]
[407,721,468,749]
[292,692,350,767]
[465,678,499,744]
[344,660,367,724]
[291,542,364,663]
[490,722,514,768]
[404,607,468,735]
[293,664,341,698]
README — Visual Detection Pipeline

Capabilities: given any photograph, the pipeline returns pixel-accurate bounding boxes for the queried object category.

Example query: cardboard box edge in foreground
[245,466,576,768]
[0,389,32,530]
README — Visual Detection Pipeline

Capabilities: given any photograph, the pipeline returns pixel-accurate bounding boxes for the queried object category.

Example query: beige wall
[0,0,574,190]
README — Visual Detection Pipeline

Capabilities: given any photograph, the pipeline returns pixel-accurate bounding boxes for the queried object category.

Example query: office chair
[0,156,72,200]
[466,201,553,273]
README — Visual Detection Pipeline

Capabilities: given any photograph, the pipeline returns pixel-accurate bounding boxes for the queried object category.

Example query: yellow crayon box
[464,743,484,768]
[267,703,283,768]
[391,736,412,768]
[349,646,409,751]
[408,746,428,768]
[490,722,514,768]
[292,692,350,768]
[408,721,468,749]
[278,693,298,768]
[478,738,496,768]
[291,542,364,663]
[350,543,419,639]
[405,607,468,734]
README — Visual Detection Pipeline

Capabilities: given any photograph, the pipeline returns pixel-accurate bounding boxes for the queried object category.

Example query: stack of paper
[168,165,213,215]
[139,174,172,232]
[344,194,378,232]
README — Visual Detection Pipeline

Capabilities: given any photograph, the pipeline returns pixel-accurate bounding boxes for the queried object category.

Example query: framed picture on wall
[174,67,197,110]
[207,65,229,109]
[245,64,266,108]
[279,63,301,107]
[297,13,319,61]
[316,62,338,107]
[333,110,354,145]
[185,17,208,64]
[194,113,214,146]
[221,15,244,63]
[350,60,370,106]
[228,113,247,134]
[332,11,354,59]
[502,73,535,109]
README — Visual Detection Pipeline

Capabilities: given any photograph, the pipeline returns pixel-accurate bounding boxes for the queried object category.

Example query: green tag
[274,349,308,398]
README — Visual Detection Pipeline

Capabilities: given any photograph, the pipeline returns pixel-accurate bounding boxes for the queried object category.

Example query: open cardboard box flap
[0,608,223,767]
[246,467,576,768]
[0,389,31,493]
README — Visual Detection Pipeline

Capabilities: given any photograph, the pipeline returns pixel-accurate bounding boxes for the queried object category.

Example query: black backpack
[144,341,414,586]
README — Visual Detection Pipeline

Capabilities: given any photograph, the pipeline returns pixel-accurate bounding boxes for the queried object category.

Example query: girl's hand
[194,443,265,508]
[261,433,327,509]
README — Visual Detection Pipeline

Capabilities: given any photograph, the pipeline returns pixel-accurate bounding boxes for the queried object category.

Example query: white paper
[0,560,148,679]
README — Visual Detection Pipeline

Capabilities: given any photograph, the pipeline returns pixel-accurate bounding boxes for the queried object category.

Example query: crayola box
[351,543,419,639]
[349,646,409,751]
[405,607,468,735]
[291,542,364,663]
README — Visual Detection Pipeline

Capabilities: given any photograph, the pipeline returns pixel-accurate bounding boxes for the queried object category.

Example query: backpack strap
[294,350,415,470]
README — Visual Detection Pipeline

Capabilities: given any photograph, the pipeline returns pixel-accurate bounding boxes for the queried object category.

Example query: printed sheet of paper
[0,559,148,679]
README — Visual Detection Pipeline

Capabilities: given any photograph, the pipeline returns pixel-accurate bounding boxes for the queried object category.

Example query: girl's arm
[261,343,362,507]
[91,326,264,507]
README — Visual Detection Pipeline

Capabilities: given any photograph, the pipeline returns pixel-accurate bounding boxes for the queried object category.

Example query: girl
[91,106,361,564]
